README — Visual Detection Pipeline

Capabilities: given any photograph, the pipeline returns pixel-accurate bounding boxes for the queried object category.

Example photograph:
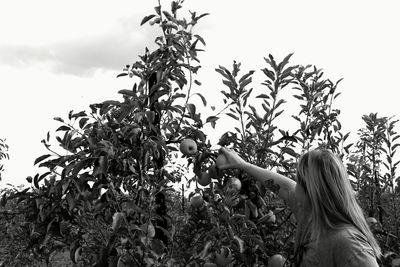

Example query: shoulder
[329,226,378,267]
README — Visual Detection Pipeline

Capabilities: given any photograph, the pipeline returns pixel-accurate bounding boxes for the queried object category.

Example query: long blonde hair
[295,148,381,258]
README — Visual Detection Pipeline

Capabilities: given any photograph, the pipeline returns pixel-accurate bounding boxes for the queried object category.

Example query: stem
[237,100,246,152]
[174,57,194,132]
[265,96,277,151]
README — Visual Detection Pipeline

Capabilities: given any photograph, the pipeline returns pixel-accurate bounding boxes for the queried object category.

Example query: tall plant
[8,1,211,266]
[347,113,400,264]
[291,66,349,154]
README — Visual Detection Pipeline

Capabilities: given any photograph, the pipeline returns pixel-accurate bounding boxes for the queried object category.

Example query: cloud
[0,18,158,77]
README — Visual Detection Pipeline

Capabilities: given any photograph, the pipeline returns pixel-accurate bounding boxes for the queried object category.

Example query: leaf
[162,11,175,21]
[140,14,156,26]
[111,212,125,231]
[118,89,136,96]
[116,73,128,78]
[239,77,252,90]
[141,222,155,238]
[71,111,86,119]
[39,172,52,184]
[195,13,210,21]
[72,158,91,178]
[79,118,89,129]
[74,247,82,264]
[102,100,121,106]
[277,53,294,71]
[56,125,71,132]
[145,111,155,124]
[54,117,64,123]
[194,34,206,46]
[34,154,51,165]
[206,116,219,128]
[33,173,40,189]
[256,94,270,99]
[70,240,80,263]
[151,238,166,256]
[199,240,212,259]
[282,147,298,157]
[194,93,206,106]
[94,155,108,176]
[233,235,245,253]
[186,103,196,116]
[226,113,239,120]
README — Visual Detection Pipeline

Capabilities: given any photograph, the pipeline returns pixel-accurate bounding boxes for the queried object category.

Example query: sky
[0,0,399,188]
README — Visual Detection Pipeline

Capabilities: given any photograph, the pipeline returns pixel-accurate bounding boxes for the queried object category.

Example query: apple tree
[7,1,213,266]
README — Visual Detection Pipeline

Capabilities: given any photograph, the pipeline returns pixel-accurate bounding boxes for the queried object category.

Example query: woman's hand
[217,147,247,170]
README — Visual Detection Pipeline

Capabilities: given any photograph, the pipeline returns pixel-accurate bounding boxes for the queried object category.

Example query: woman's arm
[218,147,296,204]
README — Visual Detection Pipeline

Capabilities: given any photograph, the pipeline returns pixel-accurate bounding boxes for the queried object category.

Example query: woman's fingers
[217,146,240,169]
[219,146,229,154]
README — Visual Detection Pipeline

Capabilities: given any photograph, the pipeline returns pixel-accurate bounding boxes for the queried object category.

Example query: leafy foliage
[2,1,399,266]
[0,138,9,181]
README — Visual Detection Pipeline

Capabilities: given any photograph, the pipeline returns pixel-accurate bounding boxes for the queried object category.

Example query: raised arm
[217,147,296,205]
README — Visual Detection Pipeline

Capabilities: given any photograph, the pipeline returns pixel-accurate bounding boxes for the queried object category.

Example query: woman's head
[295,148,381,257]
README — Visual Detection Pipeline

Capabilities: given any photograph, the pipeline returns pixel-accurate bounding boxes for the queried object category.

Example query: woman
[218,147,381,267]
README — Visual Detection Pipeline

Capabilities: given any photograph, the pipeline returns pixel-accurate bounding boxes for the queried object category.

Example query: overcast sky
[1,0,399,188]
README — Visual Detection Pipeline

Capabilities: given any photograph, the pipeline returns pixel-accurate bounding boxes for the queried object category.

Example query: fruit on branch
[132,127,142,136]
[268,254,286,267]
[366,217,379,230]
[179,138,198,156]
[190,195,204,209]
[366,217,377,225]
[226,177,242,192]
[197,171,212,186]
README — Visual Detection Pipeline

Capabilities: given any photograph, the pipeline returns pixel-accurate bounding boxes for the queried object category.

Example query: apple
[226,177,242,192]
[132,127,141,135]
[190,195,204,209]
[366,217,378,230]
[197,172,211,186]
[268,254,286,267]
[179,138,198,156]
[366,217,377,225]
[215,154,228,169]
[215,247,233,267]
